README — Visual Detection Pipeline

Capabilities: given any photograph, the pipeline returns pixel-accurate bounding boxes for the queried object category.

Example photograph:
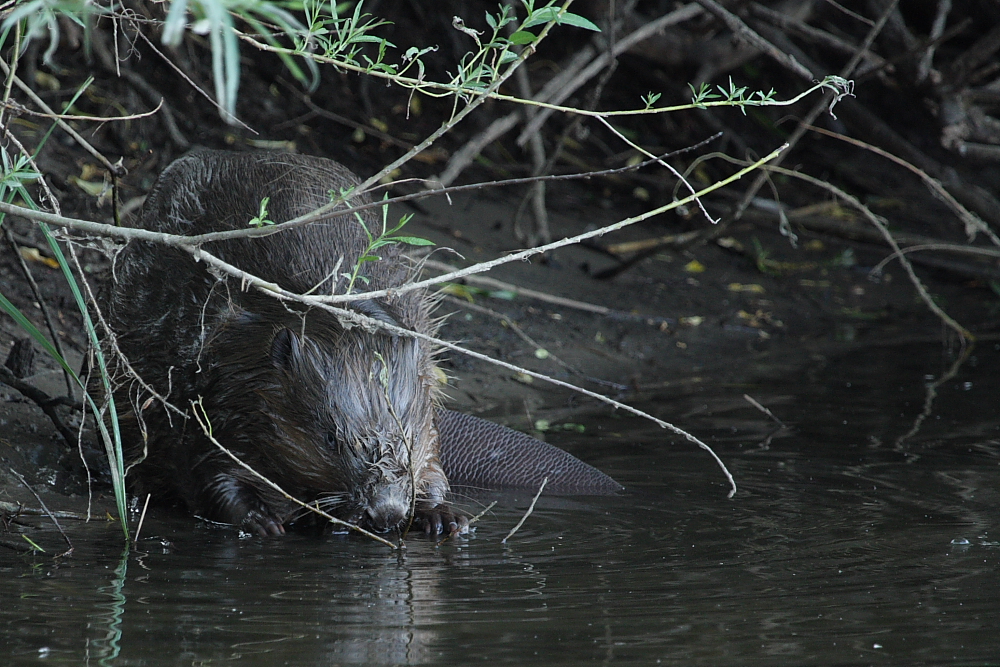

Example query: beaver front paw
[412,503,469,536]
[242,510,286,537]
[201,475,286,536]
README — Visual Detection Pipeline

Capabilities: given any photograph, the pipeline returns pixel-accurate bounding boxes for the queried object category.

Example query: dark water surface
[3,342,999,666]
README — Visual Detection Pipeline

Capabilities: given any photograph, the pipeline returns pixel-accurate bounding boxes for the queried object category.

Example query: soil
[2,1,1000,533]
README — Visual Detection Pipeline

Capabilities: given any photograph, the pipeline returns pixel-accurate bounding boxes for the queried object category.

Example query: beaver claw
[413,503,469,536]
[242,510,286,537]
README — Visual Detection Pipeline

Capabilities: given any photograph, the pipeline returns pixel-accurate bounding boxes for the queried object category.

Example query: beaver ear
[270,328,301,371]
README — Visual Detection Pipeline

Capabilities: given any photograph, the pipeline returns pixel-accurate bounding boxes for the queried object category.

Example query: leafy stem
[341,193,434,294]
[248,196,273,227]
[688,75,853,117]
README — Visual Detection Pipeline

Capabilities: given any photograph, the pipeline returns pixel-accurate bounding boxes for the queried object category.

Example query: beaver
[99,150,620,538]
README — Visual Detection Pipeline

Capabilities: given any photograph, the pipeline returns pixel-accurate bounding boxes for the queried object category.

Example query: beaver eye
[324,432,338,450]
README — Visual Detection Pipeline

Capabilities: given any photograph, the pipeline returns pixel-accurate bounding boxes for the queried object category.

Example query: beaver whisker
[283,493,351,524]
[315,493,349,509]
[315,495,362,520]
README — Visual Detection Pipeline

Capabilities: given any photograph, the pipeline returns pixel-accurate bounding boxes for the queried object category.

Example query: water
[2,342,999,665]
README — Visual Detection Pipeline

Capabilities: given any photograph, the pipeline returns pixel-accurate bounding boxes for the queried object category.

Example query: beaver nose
[364,489,409,532]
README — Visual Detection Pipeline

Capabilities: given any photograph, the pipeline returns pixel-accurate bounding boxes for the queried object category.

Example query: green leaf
[523,7,599,31]
[248,196,272,227]
[557,12,600,31]
[523,7,559,28]
[21,535,45,552]
[390,236,435,246]
[348,34,391,45]
[386,212,415,234]
[509,30,536,45]
[369,238,397,251]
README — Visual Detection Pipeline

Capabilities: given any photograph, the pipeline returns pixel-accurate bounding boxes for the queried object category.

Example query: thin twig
[748,3,887,70]
[0,153,612,238]
[0,98,164,123]
[917,0,951,82]
[740,208,1000,281]
[513,61,551,245]
[695,0,814,79]
[275,78,414,150]
[8,467,73,557]
[243,27,847,120]
[434,500,498,547]
[871,244,1000,273]
[133,494,151,546]
[595,115,716,223]
[824,0,875,25]
[836,98,1000,229]
[743,394,787,429]
[0,20,22,129]
[0,137,718,249]
[94,29,191,148]
[469,500,498,526]
[425,258,615,316]
[435,113,521,187]
[502,477,547,543]
[605,230,702,255]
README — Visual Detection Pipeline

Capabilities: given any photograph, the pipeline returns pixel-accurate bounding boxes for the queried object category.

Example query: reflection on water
[2,342,999,665]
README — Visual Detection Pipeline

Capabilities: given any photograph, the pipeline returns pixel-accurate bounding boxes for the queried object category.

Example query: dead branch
[0,366,78,446]
[695,0,814,80]
[804,124,1000,245]
[8,467,73,557]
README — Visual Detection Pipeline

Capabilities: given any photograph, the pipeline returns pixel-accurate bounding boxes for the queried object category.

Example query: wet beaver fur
[100,150,463,536]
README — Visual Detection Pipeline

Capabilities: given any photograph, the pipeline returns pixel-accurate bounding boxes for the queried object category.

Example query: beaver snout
[363,485,411,532]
